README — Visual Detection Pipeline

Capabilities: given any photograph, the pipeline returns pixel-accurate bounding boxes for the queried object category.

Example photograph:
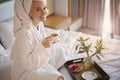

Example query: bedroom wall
[47,0,54,16]
[54,0,68,16]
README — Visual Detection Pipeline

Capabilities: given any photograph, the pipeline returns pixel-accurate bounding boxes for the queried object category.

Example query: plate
[82,71,97,80]
[68,63,83,72]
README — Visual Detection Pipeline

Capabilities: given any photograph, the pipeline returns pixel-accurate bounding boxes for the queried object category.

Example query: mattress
[1,27,120,80]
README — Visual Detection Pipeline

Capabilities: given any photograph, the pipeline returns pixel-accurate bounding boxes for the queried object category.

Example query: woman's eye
[36,7,47,12]
[36,8,40,11]
[43,7,47,10]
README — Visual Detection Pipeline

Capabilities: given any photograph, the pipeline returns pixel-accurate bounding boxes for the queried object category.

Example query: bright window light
[102,0,111,38]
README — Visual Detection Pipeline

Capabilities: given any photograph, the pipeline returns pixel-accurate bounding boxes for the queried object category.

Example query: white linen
[0,19,14,50]
[0,28,120,80]
[0,0,14,22]
[0,44,4,54]
[58,31,120,80]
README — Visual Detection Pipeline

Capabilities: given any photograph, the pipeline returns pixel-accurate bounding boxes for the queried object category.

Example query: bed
[0,1,120,80]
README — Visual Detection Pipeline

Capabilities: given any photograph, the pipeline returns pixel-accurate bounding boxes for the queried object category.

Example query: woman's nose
[42,9,48,15]
[41,9,47,15]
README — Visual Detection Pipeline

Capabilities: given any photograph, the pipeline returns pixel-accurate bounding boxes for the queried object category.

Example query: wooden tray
[64,58,110,80]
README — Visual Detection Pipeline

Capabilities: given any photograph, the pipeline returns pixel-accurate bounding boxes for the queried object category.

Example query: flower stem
[86,52,91,62]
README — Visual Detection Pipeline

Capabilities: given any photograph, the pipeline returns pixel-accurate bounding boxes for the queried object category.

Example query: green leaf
[96,55,101,61]
[76,37,105,60]
[75,44,80,50]
[78,50,85,53]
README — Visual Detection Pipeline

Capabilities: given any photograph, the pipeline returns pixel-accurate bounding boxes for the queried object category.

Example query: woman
[11,0,69,80]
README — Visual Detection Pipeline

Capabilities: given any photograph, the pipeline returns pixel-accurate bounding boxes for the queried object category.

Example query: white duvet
[0,29,120,80]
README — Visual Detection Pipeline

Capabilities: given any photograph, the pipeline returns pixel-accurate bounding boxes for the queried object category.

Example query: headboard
[0,0,14,22]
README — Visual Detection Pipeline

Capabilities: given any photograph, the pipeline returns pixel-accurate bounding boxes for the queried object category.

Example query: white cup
[50,30,62,42]
[51,33,59,42]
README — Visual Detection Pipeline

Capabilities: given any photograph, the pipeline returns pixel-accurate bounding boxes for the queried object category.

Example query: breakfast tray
[64,58,110,80]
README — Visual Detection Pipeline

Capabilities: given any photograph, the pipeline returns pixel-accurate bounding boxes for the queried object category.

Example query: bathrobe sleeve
[11,29,52,71]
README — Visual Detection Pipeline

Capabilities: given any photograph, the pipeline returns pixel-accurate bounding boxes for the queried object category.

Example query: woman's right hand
[42,36,53,48]
[42,34,59,48]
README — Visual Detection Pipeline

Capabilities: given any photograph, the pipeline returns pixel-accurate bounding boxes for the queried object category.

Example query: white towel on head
[13,0,32,37]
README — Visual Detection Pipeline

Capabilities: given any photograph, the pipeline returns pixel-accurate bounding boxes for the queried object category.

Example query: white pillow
[0,19,14,50]
[0,44,5,55]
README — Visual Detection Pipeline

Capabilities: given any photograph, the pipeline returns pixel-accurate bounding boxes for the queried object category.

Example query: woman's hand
[42,34,59,48]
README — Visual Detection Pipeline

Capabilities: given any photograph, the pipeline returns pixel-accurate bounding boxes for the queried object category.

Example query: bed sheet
[58,31,120,80]
[0,49,11,80]
[0,30,120,80]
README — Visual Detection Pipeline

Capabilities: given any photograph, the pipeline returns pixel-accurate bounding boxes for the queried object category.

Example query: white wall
[54,0,68,16]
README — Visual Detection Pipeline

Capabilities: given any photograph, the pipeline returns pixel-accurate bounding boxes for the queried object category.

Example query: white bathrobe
[11,22,69,80]
[10,0,69,80]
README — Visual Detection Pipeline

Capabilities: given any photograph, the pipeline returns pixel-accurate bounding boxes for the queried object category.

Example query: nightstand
[44,15,71,30]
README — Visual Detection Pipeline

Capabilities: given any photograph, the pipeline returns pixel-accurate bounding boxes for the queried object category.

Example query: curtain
[82,0,105,34]
[110,0,120,37]
[71,0,81,20]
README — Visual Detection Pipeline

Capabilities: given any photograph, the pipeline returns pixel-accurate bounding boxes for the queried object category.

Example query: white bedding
[0,0,14,22]
[0,26,118,79]
[59,31,120,80]
[1,28,120,80]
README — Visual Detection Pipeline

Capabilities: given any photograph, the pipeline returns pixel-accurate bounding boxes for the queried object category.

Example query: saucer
[82,71,97,80]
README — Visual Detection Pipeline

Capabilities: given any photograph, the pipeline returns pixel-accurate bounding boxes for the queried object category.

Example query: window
[102,0,112,38]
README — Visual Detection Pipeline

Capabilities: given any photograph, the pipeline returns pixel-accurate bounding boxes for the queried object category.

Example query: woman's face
[29,1,48,23]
